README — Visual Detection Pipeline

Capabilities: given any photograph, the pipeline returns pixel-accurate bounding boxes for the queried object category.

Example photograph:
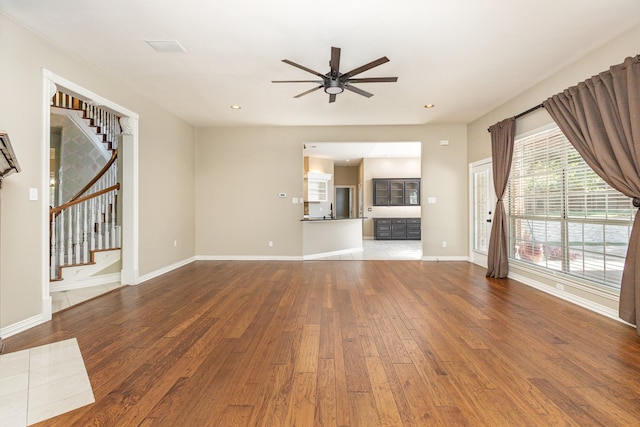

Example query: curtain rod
[487,103,544,132]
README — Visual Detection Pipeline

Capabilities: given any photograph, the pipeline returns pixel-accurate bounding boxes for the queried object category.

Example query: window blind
[506,126,635,289]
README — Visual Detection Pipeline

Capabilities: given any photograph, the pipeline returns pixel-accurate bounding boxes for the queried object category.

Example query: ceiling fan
[272,47,398,103]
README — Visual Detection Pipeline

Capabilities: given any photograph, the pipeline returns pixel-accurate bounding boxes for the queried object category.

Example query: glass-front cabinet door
[389,180,405,205]
[373,180,390,205]
[373,178,421,206]
[404,180,420,205]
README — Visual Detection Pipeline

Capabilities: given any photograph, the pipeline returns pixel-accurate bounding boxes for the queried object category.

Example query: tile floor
[313,239,422,260]
[0,338,94,426]
[51,282,124,313]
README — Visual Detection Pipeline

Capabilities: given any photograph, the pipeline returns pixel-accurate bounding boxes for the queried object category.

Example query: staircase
[50,91,122,285]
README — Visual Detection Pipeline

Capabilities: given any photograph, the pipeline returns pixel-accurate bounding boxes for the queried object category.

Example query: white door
[469,159,495,267]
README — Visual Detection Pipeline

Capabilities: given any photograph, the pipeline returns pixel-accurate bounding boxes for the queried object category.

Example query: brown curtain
[486,118,516,278]
[542,55,640,331]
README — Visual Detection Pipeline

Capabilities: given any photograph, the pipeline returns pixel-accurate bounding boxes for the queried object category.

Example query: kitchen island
[302,217,364,260]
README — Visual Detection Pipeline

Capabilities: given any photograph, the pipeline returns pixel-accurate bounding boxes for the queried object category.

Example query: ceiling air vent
[145,40,186,53]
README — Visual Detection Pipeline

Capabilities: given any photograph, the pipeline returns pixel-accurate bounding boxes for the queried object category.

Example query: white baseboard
[421,255,470,261]
[138,256,197,284]
[196,255,303,261]
[1,314,47,340]
[50,272,121,292]
[508,271,631,325]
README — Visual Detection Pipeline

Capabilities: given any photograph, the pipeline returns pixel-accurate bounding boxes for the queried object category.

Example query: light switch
[427,197,436,204]
[29,188,38,201]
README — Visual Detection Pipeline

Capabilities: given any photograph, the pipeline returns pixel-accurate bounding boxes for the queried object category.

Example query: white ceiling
[1,1,640,129]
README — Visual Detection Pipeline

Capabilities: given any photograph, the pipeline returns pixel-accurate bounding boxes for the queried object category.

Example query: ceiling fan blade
[294,86,323,98]
[272,80,324,83]
[342,56,390,78]
[282,59,325,78]
[329,94,337,103]
[330,47,341,79]
[345,84,374,98]
[347,77,398,83]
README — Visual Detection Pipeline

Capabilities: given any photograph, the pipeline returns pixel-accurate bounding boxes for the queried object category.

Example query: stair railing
[50,183,120,280]
[49,91,122,280]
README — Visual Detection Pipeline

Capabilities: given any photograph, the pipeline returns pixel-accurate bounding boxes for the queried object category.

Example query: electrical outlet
[268,241,273,247]
[173,240,177,247]
[442,241,447,248]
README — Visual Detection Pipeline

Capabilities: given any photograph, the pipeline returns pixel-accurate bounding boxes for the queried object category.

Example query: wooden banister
[66,149,118,204]
[51,184,120,219]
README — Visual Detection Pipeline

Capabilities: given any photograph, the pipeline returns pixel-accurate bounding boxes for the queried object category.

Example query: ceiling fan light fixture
[324,79,344,95]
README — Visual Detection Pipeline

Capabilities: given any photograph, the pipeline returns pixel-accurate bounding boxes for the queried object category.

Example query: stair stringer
[52,249,121,292]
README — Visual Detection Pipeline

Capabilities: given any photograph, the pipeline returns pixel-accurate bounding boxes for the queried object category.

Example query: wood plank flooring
[6,260,640,426]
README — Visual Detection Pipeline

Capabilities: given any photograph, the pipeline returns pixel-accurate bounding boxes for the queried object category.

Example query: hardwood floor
[6,260,640,426]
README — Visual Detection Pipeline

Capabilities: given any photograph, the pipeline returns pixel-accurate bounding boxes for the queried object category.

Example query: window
[506,125,635,290]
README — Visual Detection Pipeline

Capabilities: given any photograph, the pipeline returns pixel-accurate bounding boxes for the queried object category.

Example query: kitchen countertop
[301,217,366,221]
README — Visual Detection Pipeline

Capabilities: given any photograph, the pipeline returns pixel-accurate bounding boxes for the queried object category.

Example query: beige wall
[195,127,304,257]
[195,124,468,258]
[467,24,640,164]
[334,166,359,185]
[0,13,195,330]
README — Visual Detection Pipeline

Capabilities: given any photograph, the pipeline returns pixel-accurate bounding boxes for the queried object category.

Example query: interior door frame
[41,69,140,321]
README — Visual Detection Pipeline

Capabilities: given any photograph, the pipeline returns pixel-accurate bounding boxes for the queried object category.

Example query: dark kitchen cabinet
[374,218,421,240]
[373,179,420,206]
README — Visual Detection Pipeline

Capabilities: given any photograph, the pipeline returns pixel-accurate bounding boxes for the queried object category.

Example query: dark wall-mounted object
[373,178,420,206]
[0,131,21,187]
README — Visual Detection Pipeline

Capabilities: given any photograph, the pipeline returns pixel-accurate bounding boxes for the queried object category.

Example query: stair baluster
[49,91,122,281]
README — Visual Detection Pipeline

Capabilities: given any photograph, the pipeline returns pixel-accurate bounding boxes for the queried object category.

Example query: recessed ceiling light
[424,104,435,109]
[230,105,242,110]
[145,40,186,53]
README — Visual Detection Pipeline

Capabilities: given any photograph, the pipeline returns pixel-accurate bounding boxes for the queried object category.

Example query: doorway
[42,69,140,319]
[335,186,355,219]
[469,158,495,267]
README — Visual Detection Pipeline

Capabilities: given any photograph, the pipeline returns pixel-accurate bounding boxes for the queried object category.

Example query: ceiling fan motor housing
[324,79,344,94]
